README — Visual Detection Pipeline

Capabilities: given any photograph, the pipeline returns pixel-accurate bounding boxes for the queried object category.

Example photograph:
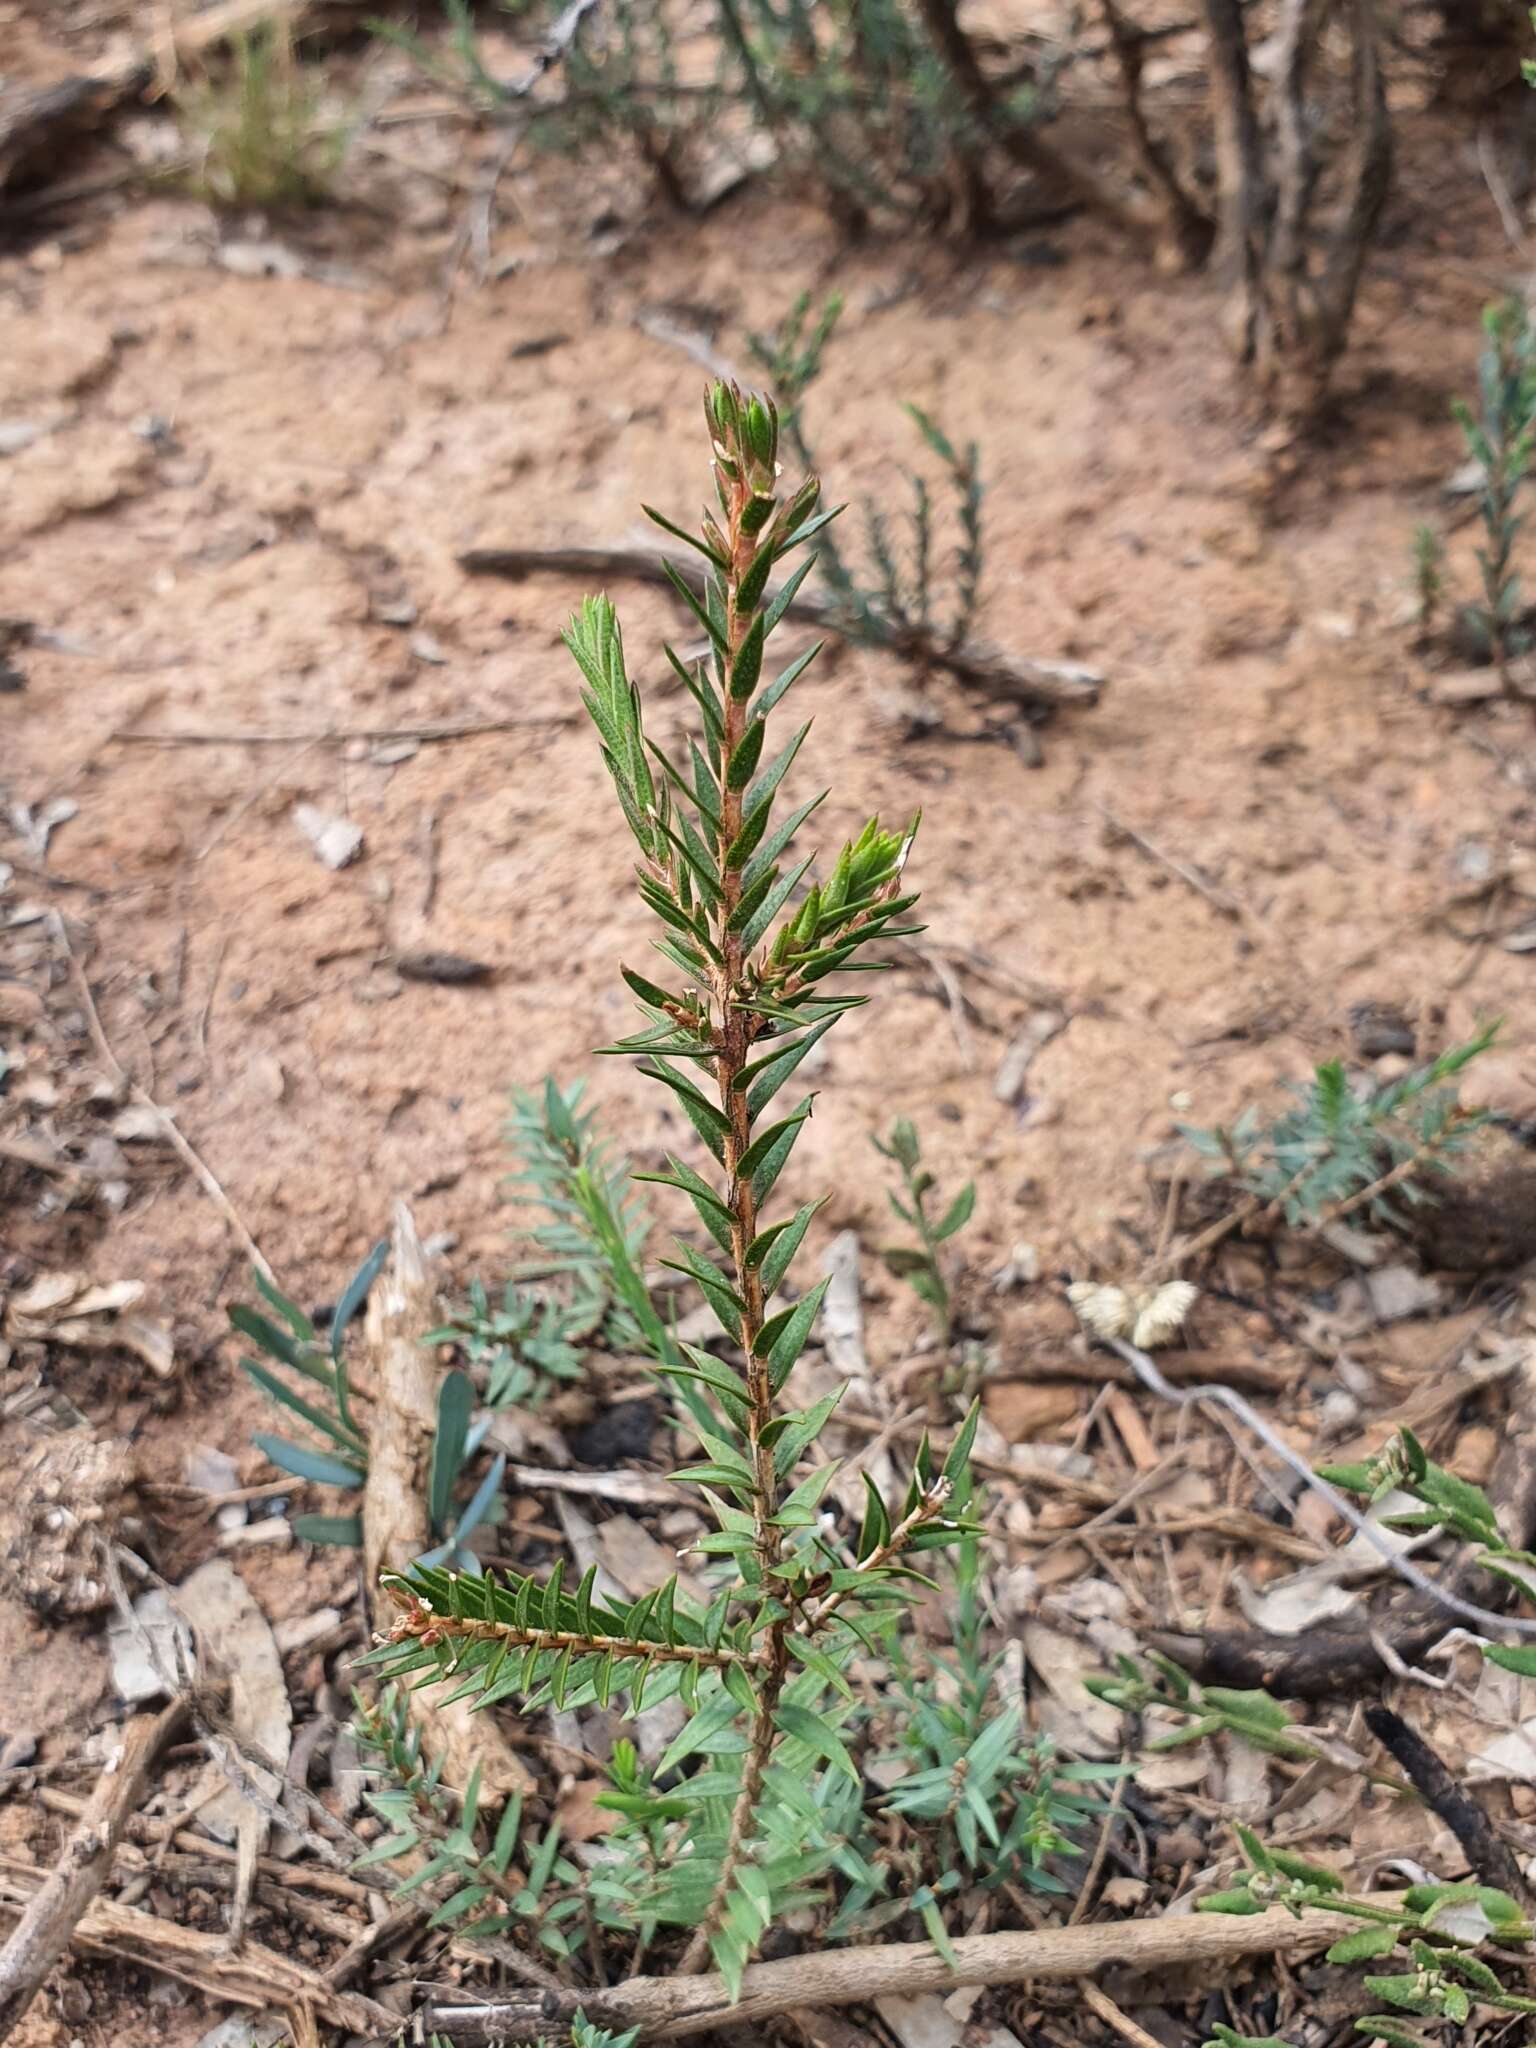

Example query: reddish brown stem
[678,414,791,1974]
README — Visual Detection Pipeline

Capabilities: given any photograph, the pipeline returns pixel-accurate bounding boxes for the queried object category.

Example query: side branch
[806,1480,952,1630]
[382,1599,761,1675]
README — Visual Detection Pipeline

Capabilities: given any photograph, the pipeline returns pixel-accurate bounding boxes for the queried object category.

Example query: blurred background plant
[873,1115,974,1348]
[374,0,1057,231]
[749,290,989,662]
[1179,1026,1499,1239]
[175,21,353,207]
[1451,297,1536,683]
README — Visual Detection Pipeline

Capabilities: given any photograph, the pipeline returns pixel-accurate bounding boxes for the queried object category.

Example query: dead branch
[1078,1979,1167,2048]
[457,543,1104,713]
[1363,1704,1531,1903]
[911,0,1150,240]
[423,1901,1362,2041]
[0,1699,188,2040]
[1093,0,1212,266]
[361,1200,535,1797]
[1136,1342,1536,1697]
[1146,1618,1450,1698]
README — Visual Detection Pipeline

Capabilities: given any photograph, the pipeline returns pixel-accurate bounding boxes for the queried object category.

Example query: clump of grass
[176,22,350,210]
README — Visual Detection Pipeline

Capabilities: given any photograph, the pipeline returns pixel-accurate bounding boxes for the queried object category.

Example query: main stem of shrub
[678,431,790,1974]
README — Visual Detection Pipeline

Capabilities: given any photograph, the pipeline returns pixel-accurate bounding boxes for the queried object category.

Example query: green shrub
[363,381,1114,1997]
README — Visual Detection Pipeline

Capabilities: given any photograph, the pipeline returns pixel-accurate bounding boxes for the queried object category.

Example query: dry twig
[1105,1333,1536,1651]
[457,543,1104,713]
[1363,1704,1530,1904]
[498,1462,679,1508]
[1095,800,1245,920]
[1078,1979,1168,2048]
[111,715,572,748]
[423,1901,1364,2040]
[0,1877,395,2035]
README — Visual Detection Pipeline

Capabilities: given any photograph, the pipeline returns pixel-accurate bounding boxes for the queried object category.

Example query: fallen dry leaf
[555,1775,617,1843]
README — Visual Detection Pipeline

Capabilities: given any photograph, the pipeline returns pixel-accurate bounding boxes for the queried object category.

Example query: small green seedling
[873,1116,975,1346]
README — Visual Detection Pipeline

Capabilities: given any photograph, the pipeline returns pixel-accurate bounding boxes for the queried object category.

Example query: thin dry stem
[51,910,273,1280]
[1078,1979,1169,2048]
[1320,1113,1472,1226]
[1152,1156,1314,1276]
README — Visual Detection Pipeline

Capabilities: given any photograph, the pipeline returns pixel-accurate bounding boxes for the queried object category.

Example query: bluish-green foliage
[1181,1026,1497,1228]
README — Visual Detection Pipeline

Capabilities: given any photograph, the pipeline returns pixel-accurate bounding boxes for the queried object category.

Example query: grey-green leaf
[430,1370,474,1534]
[255,1433,366,1491]
[332,1239,389,1361]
